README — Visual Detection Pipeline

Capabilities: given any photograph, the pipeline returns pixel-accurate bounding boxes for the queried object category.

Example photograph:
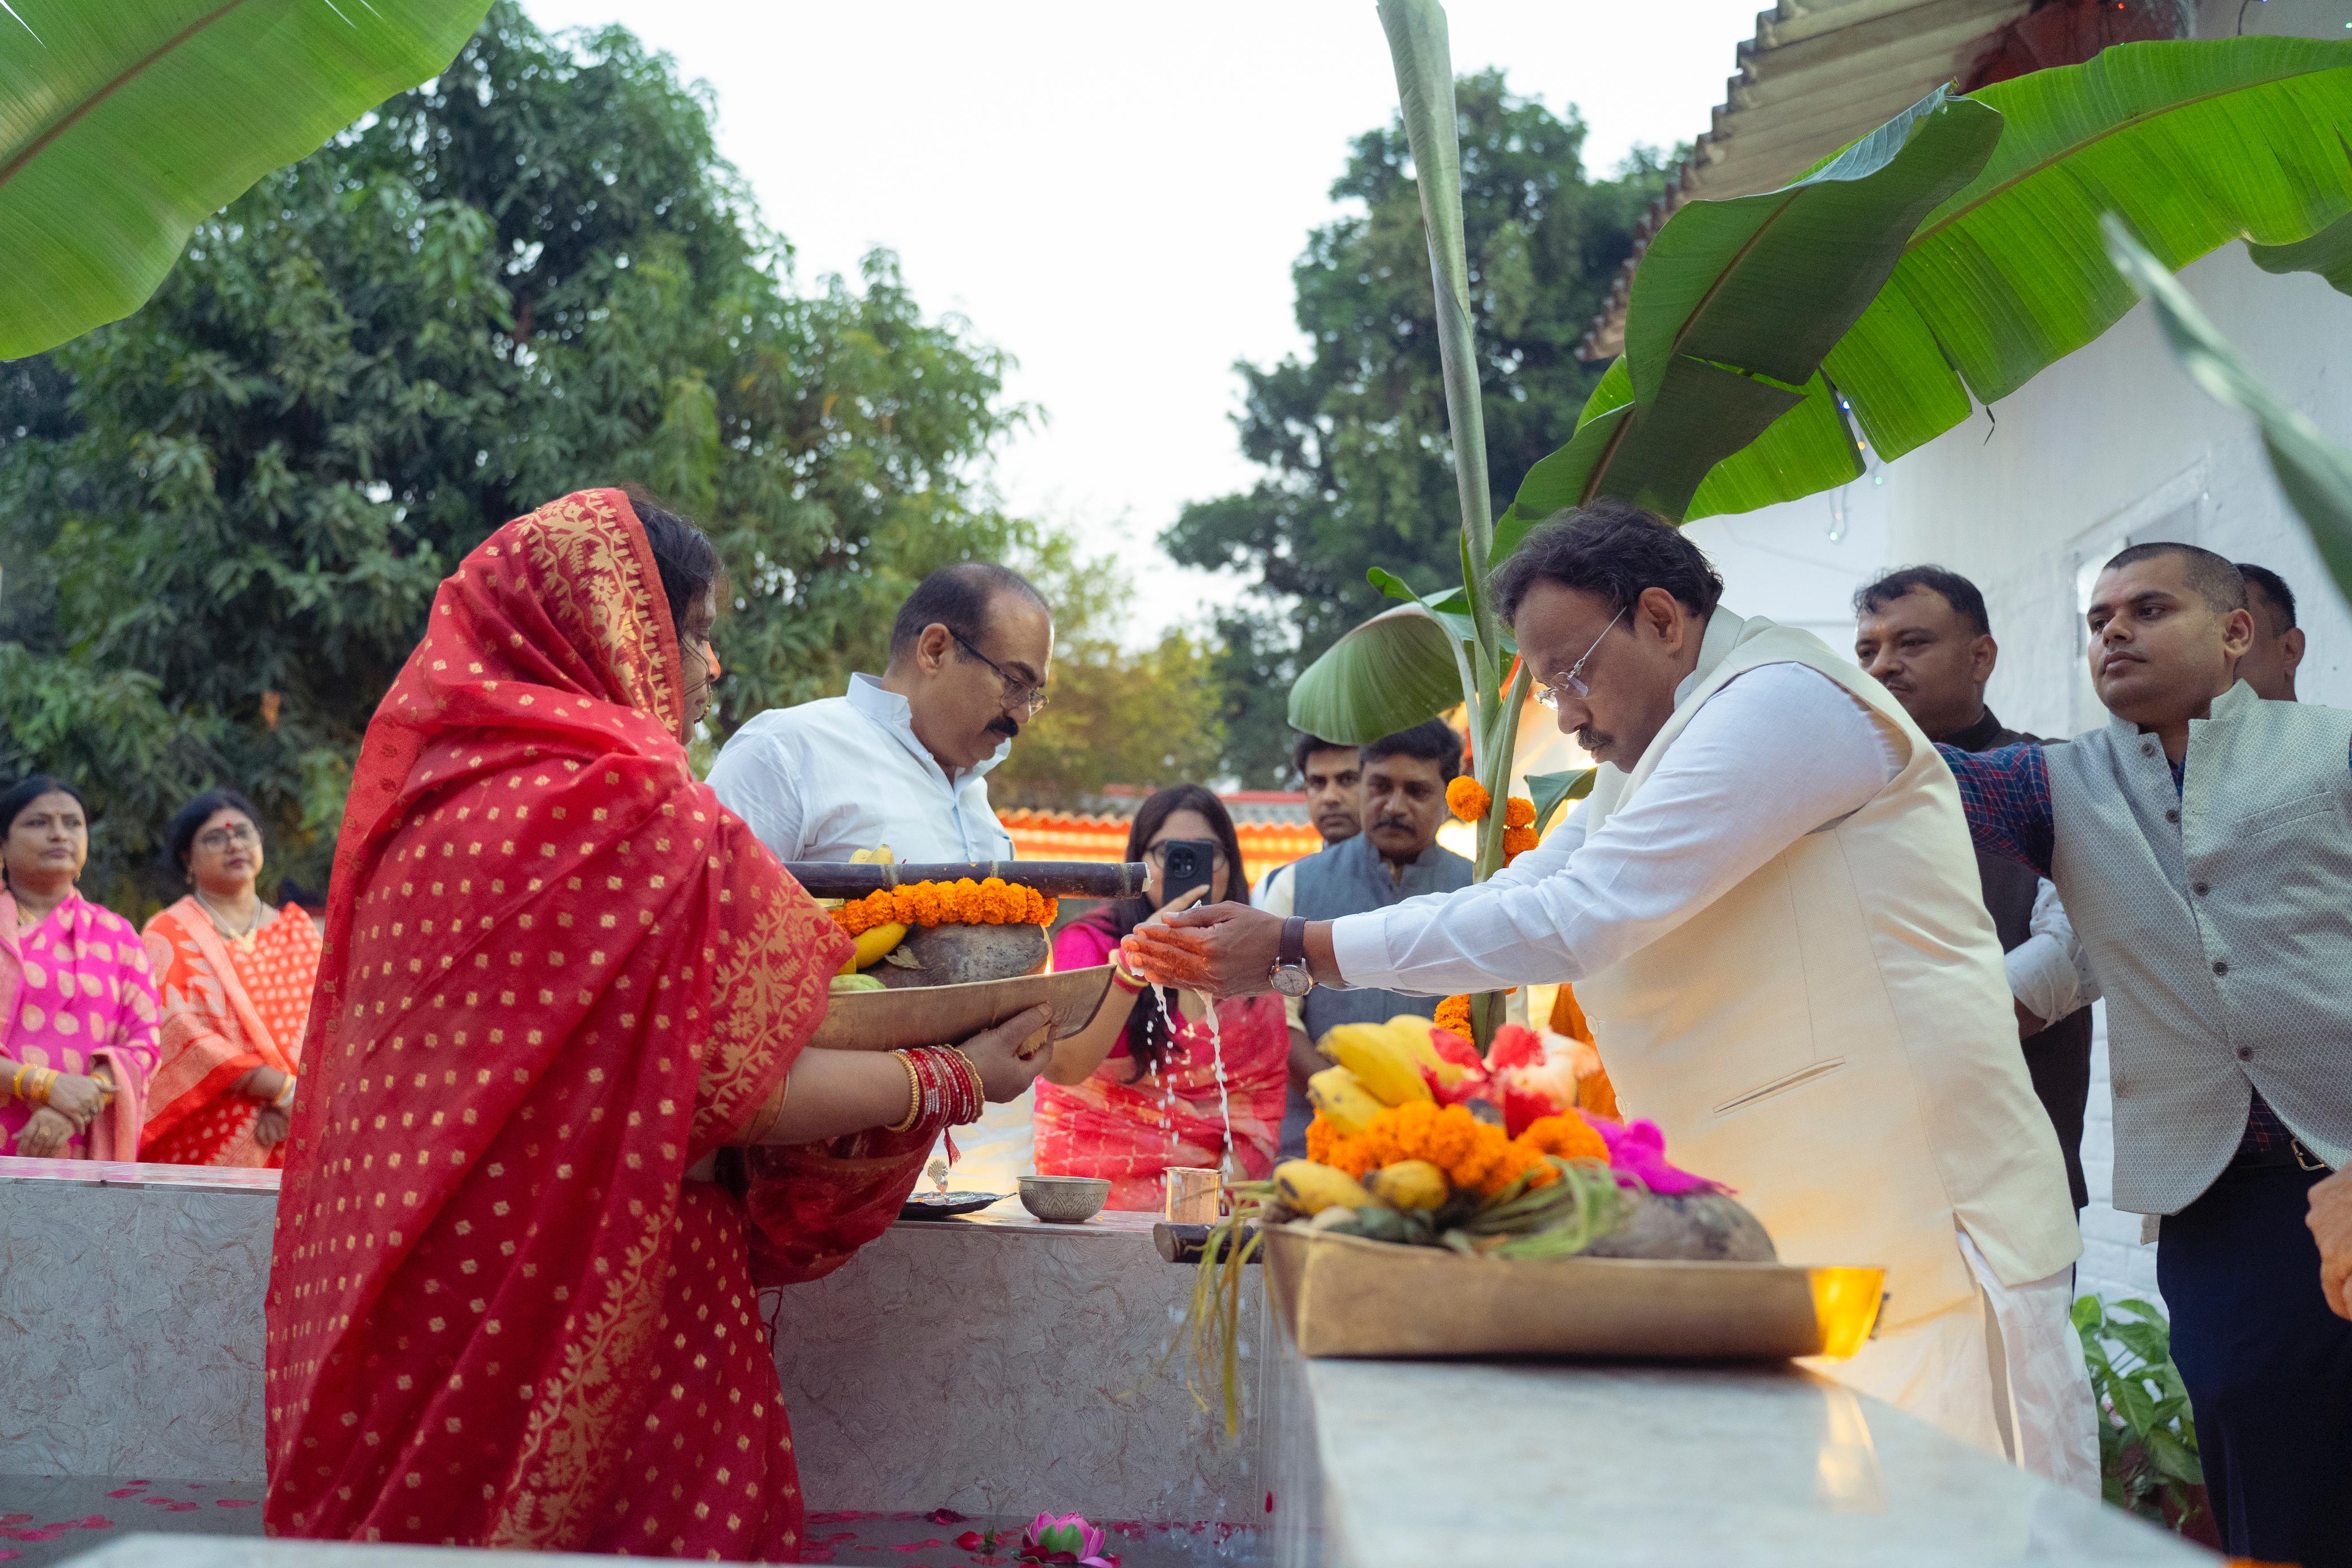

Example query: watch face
[1270,964,1313,998]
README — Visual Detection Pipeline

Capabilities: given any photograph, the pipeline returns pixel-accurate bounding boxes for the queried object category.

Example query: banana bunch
[1274,1156,1453,1220]
[1316,1022,1433,1107]
[837,845,909,975]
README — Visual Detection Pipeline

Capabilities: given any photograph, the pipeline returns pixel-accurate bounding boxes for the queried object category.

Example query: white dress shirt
[1330,662,1906,993]
[707,674,1015,864]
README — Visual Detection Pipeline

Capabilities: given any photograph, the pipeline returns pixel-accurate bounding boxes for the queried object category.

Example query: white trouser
[1804,1230,2100,1496]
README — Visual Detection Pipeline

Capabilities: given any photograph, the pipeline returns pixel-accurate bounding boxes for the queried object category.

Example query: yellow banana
[1319,1023,1432,1108]
[1307,1065,1386,1136]
[851,921,907,971]
[1365,1159,1449,1211]
[829,973,886,993]
[1274,1159,1378,1216]
[850,844,897,864]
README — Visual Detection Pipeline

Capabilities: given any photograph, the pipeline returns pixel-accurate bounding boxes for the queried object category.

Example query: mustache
[1575,726,1613,752]
[988,715,1022,739]
[1370,813,1420,833]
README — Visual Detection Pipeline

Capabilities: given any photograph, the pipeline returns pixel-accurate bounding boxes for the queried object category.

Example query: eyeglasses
[951,630,1051,716]
[1534,608,1627,710]
[1142,844,1229,872]
[197,824,260,851]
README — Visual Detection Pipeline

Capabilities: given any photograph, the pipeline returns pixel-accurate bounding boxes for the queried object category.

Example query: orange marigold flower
[1433,994,1471,1036]
[1518,1113,1608,1163]
[1446,777,1490,822]
[1502,795,1536,829]
[1502,826,1540,863]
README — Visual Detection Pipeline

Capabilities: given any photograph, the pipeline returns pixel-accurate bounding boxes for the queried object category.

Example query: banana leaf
[1494,85,2000,543]
[2105,214,2352,609]
[1,0,494,359]
[2249,209,2352,295]
[1683,36,2352,522]
[1525,767,1595,837]
[1285,601,1469,745]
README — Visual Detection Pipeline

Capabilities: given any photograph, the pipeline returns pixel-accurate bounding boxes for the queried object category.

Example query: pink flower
[1017,1510,1121,1567]
[1591,1116,1724,1195]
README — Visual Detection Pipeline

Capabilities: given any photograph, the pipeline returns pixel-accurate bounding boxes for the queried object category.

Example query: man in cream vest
[1165,502,2088,1487]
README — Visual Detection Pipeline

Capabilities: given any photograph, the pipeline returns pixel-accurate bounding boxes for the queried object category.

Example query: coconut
[1582,1191,1778,1263]
[872,923,1050,989]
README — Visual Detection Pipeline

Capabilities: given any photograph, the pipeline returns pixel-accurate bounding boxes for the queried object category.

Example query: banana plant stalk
[1375,0,1537,1044]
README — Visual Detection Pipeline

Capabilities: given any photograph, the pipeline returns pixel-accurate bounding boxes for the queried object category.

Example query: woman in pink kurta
[1,776,160,1160]
[1032,785,1289,1210]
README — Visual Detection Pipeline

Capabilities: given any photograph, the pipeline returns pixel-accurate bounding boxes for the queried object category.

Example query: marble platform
[0,1160,1259,1545]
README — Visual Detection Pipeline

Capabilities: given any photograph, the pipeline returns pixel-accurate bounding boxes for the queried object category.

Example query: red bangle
[1109,960,1145,995]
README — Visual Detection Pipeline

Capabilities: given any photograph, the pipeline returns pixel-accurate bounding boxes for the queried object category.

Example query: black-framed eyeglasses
[951,630,1050,716]
[1534,607,1627,711]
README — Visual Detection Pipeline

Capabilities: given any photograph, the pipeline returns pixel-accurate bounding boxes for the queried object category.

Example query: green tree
[1162,71,1670,782]
[0,4,1040,913]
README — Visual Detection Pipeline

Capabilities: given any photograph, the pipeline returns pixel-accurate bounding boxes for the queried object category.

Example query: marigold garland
[827,877,1058,937]
[1502,795,1536,829]
[1308,1101,1562,1197]
[1445,777,1490,822]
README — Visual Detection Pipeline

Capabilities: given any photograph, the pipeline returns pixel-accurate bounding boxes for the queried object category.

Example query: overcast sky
[521,1,1766,639]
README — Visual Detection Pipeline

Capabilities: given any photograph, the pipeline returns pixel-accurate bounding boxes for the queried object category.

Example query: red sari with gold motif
[265,490,930,1558]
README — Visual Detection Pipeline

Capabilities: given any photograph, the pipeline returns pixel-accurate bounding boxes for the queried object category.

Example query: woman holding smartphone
[1031,784,1289,1210]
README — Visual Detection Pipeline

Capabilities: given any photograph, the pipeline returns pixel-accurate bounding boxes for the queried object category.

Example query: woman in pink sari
[139,789,321,1167]
[0,775,160,1160]
[1034,785,1288,1210]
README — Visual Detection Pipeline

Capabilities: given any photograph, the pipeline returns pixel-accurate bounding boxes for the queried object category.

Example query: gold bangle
[272,1077,297,1111]
[5,1063,25,1103]
[740,1075,792,1146]
[883,1050,923,1133]
[20,1067,55,1108]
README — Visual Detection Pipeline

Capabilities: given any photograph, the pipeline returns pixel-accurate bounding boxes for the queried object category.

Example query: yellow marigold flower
[1502,795,1536,829]
[1446,777,1490,822]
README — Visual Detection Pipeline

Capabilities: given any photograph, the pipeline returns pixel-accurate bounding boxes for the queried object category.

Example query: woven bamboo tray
[1262,1223,1886,1361]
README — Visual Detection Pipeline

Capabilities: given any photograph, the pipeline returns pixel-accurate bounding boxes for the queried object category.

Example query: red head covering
[267,491,869,1555]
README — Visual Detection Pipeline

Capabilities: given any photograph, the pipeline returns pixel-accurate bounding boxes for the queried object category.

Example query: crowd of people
[2,779,322,1168]
[3,482,2347,1563]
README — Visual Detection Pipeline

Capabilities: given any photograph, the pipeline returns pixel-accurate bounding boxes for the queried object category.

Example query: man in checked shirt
[1939,542,2351,1568]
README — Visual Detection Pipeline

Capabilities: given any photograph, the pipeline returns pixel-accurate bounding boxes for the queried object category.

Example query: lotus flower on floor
[1016,1510,1121,1567]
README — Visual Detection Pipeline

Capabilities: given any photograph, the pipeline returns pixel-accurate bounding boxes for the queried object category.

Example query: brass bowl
[810,964,1115,1054]
[1019,1175,1111,1224]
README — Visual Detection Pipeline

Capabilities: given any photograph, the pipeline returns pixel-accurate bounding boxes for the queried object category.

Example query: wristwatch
[1269,916,1316,998]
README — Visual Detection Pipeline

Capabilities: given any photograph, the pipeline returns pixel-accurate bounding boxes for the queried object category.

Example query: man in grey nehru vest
[1254,718,1473,1157]
[1940,543,2351,1568]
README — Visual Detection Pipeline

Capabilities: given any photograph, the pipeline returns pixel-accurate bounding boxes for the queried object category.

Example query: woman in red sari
[1032,785,1288,1210]
[265,489,1050,1558]
[140,790,321,1167]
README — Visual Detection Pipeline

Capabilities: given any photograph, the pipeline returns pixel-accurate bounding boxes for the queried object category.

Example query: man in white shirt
[1161,501,2091,1488]
[708,564,1052,864]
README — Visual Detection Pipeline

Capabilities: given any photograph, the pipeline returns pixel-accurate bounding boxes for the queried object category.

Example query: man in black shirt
[1856,565,2094,1212]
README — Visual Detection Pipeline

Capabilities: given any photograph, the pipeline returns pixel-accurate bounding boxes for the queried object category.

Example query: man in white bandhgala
[1163,501,2095,1492]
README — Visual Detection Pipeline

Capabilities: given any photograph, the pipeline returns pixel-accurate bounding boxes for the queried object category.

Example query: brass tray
[1263,1223,1885,1361]
[809,964,1116,1053]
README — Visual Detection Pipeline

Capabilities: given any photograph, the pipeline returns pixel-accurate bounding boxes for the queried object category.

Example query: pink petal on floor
[215,1500,259,1509]
[105,1489,144,1499]
[65,1517,113,1530]
[0,1517,25,1528]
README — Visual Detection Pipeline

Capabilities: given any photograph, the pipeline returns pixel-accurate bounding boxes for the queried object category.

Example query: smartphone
[1158,838,1219,908]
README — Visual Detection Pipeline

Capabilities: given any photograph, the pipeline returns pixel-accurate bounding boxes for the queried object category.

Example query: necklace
[194,889,263,944]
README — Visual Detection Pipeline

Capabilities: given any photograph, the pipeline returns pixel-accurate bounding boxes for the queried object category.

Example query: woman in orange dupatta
[265,490,1050,1558]
[140,790,321,1167]
[1034,786,1287,1209]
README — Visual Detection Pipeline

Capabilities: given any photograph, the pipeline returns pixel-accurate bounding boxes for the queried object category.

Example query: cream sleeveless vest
[1575,612,2079,1330]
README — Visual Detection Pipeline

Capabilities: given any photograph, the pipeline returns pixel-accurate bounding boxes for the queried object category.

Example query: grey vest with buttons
[1272,831,1476,1157]
[2043,683,2352,1214]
